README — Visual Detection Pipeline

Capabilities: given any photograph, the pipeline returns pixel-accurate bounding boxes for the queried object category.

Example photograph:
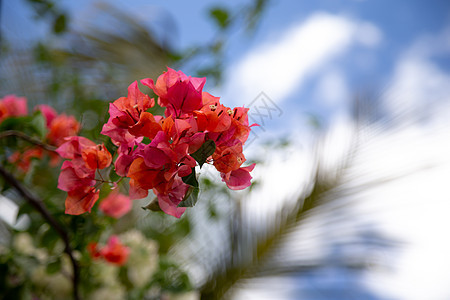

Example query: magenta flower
[0,95,27,123]
[142,67,205,117]
[221,163,256,190]
[99,191,132,218]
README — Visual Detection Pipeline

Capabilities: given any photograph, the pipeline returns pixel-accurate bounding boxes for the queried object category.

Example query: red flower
[87,242,102,259]
[221,163,256,190]
[65,187,100,215]
[56,136,112,215]
[0,95,27,123]
[99,191,132,219]
[8,148,44,172]
[87,236,130,266]
[142,67,205,117]
[81,144,112,170]
[47,114,80,146]
[154,176,189,218]
[100,236,130,266]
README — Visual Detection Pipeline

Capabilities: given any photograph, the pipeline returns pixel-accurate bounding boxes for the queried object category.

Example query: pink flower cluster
[50,68,256,218]
[0,95,28,122]
[56,136,112,215]
[99,67,257,217]
[1,95,80,171]
[87,235,129,266]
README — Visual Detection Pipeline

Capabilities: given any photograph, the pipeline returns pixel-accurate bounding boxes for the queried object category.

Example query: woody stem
[0,130,57,152]
[0,165,80,300]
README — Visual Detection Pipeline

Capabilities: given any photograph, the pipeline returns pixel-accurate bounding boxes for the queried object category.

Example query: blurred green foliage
[0,0,272,299]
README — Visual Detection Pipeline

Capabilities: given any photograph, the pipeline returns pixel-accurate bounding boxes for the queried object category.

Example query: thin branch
[0,165,80,300]
[0,130,57,152]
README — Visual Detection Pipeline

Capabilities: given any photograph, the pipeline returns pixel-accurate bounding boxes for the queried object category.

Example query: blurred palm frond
[169,93,445,299]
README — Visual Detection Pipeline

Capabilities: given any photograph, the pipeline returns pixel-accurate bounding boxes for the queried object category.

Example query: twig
[0,165,80,300]
[0,130,57,152]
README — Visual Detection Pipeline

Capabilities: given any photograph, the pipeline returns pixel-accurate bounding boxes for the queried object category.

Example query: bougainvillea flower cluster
[3,95,81,172]
[56,136,112,215]
[47,67,257,218]
[99,67,257,217]
[99,191,132,218]
[0,95,28,122]
[87,235,130,266]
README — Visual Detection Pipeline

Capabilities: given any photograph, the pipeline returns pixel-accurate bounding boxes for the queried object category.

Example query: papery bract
[221,163,256,190]
[81,144,112,170]
[0,95,27,122]
[213,142,245,174]
[52,68,258,218]
[99,191,132,218]
[47,114,81,146]
[87,242,102,259]
[57,161,95,192]
[128,112,162,139]
[100,236,130,266]
[65,187,100,215]
[56,136,97,160]
[142,67,205,117]
[154,177,189,218]
[8,148,44,172]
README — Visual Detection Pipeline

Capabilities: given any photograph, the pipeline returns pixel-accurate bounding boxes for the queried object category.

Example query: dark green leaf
[53,14,67,34]
[209,7,230,29]
[17,203,34,217]
[0,116,33,133]
[181,168,198,188]
[178,186,199,208]
[30,111,47,139]
[152,258,192,292]
[142,197,162,212]
[40,228,59,252]
[46,260,61,274]
[191,140,216,168]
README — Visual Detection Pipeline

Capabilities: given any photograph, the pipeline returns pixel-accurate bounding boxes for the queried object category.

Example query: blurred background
[1,0,450,299]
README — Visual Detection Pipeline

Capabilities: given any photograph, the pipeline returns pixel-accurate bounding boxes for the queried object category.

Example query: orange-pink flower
[99,191,132,218]
[47,114,81,147]
[221,163,256,190]
[142,67,205,117]
[100,236,130,266]
[56,136,112,215]
[87,236,130,266]
[0,95,27,123]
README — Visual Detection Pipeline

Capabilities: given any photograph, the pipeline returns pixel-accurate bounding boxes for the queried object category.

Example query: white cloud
[314,69,350,107]
[224,12,381,106]
[383,26,450,124]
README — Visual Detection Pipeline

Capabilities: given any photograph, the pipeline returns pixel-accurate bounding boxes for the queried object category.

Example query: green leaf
[0,116,32,133]
[46,259,61,274]
[0,112,46,139]
[178,186,199,208]
[152,258,192,292]
[40,228,59,253]
[179,168,200,207]
[181,168,198,188]
[30,111,47,139]
[191,140,216,168]
[142,197,162,212]
[53,14,67,34]
[209,7,230,29]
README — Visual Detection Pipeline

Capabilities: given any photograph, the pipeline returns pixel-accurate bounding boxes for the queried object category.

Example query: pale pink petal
[221,163,256,190]
[99,191,132,218]
[158,194,187,218]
